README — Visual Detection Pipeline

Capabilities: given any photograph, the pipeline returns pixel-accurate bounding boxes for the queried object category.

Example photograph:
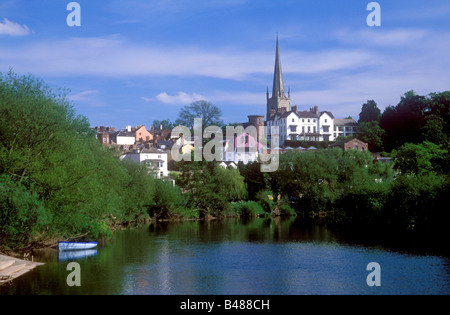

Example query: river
[1,217,449,295]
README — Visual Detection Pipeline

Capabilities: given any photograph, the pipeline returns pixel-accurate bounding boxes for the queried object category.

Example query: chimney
[126,125,131,132]
[314,106,319,114]
[100,126,105,132]
[292,105,297,113]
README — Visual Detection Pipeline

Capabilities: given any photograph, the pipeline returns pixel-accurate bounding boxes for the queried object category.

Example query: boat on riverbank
[58,241,98,251]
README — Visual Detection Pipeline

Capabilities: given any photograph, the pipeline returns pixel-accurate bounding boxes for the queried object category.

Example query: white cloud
[0,18,31,36]
[155,91,207,105]
[141,96,153,102]
[68,90,99,101]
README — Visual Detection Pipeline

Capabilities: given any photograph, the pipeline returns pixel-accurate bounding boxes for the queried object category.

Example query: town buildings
[94,36,367,175]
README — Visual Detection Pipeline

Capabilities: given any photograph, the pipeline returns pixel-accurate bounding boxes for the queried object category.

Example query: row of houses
[94,125,171,150]
[95,120,369,178]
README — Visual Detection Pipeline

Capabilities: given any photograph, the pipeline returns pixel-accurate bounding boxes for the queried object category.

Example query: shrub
[255,190,276,213]
[232,201,266,218]
[0,175,52,248]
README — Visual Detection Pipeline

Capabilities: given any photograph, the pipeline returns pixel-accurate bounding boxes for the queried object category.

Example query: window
[292,118,295,122]
[323,126,329,132]
[158,155,161,159]
[313,126,316,133]
[325,119,327,123]
[308,119,310,123]
[302,119,304,122]
[302,126,305,133]
[290,126,297,132]
[308,126,311,132]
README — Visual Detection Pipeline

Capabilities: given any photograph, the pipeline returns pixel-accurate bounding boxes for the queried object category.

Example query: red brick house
[329,138,369,152]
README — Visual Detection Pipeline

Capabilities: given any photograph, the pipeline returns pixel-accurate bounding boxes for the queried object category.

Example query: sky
[1,0,449,129]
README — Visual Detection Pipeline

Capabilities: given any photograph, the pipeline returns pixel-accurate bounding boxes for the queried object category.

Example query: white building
[116,130,135,146]
[120,147,168,178]
[333,119,359,140]
[267,106,335,145]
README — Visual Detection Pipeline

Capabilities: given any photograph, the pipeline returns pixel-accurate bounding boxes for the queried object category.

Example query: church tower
[266,34,290,120]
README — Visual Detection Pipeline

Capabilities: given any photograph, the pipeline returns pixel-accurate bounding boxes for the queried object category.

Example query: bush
[232,201,266,218]
[386,173,448,232]
[279,199,297,216]
[255,190,276,213]
[0,175,51,248]
[149,179,188,220]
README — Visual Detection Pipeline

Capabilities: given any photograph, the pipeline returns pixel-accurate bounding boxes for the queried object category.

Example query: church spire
[272,33,286,99]
[266,33,291,120]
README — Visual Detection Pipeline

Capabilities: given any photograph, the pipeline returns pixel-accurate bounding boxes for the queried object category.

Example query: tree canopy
[175,100,223,130]
[358,100,381,123]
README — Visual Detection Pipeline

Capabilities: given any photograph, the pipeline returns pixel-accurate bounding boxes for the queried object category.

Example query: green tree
[0,175,51,248]
[175,100,223,131]
[177,161,246,218]
[379,90,427,150]
[152,119,175,131]
[357,120,386,152]
[0,71,156,247]
[359,100,381,123]
[393,141,447,175]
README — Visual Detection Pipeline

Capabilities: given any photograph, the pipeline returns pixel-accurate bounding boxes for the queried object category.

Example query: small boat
[59,241,98,251]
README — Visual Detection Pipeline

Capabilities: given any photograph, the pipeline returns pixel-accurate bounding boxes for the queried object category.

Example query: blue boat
[59,241,98,251]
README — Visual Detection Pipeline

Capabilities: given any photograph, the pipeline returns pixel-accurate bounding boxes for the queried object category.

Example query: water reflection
[58,249,97,262]
[2,217,449,295]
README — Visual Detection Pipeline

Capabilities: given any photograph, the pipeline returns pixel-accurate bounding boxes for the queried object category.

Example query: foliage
[148,179,189,220]
[152,119,175,131]
[0,175,51,248]
[255,190,276,213]
[393,141,447,175]
[175,100,223,131]
[231,201,265,218]
[358,100,381,123]
[238,161,268,200]
[357,121,385,152]
[0,71,159,248]
[378,90,450,151]
[177,160,247,218]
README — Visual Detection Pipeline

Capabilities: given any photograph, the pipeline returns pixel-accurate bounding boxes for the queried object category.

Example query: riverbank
[0,254,44,286]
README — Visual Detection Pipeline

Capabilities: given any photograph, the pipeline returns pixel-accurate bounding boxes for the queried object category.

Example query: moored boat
[58,241,98,251]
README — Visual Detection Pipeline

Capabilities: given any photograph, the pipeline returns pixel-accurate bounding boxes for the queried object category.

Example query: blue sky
[1,0,449,129]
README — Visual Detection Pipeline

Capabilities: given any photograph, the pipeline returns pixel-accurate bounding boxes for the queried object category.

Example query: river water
[1,217,449,295]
